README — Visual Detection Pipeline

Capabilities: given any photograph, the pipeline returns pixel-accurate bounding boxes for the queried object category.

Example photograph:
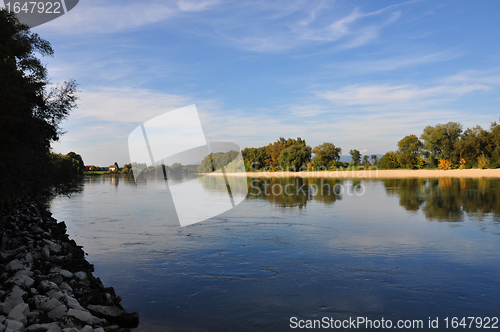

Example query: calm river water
[50,175,500,331]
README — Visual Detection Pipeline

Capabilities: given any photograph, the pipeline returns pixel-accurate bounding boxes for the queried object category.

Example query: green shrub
[477,154,490,169]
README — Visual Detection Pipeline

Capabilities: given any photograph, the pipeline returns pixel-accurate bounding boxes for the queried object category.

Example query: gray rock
[61,328,79,332]
[93,328,105,332]
[90,316,107,326]
[47,305,67,320]
[5,286,26,307]
[58,316,77,329]
[78,280,91,288]
[0,316,4,324]
[0,303,12,316]
[104,293,114,306]
[0,252,10,262]
[7,303,29,325]
[73,272,87,281]
[80,326,93,332]
[26,310,40,325]
[13,270,33,278]
[67,309,91,325]
[38,281,58,293]
[0,322,4,332]
[47,325,62,332]
[5,319,24,331]
[41,240,61,253]
[25,322,60,331]
[33,296,50,311]
[23,253,33,265]
[7,275,34,290]
[49,275,63,286]
[0,291,5,299]
[58,283,72,293]
[24,322,61,332]
[40,298,62,312]
[86,305,124,318]
[46,291,64,301]
[29,288,38,296]
[29,226,43,234]
[50,269,72,279]
[62,296,84,311]
[5,260,24,272]
[41,246,50,258]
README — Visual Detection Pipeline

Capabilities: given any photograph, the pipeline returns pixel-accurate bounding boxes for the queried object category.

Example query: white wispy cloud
[37,0,189,34]
[324,50,461,75]
[443,68,500,85]
[37,0,407,54]
[176,0,222,12]
[71,87,194,124]
[319,82,489,106]
[219,2,405,53]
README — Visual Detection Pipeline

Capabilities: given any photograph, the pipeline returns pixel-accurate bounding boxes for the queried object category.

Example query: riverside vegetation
[133,122,500,176]
[0,9,138,331]
[238,122,500,172]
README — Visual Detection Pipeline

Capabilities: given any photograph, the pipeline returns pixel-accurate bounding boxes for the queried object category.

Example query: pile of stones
[0,202,139,332]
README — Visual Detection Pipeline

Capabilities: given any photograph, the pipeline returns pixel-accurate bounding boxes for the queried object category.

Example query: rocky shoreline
[0,202,139,332]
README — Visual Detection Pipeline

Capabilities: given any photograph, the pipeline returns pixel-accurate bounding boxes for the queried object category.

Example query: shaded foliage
[396,134,422,169]
[349,149,361,166]
[0,9,79,205]
[279,144,311,171]
[197,150,239,173]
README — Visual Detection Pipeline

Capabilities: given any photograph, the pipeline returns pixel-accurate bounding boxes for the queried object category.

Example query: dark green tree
[349,149,361,166]
[379,151,399,169]
[311,142,341,168]
[66,152,85,175]
[396,134,422,169]
[490,120,500,165]
[456,126,489,166]
[279,145,311,171]
[242,146,269,171]
[198,151,239,173]
[0,9,78,204]
[420,122,462,165]
[266,137,306,167]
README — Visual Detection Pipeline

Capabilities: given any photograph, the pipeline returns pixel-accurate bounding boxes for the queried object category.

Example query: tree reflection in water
[132,173,500,222]
[383,178,500,222]
[199,176,350,208]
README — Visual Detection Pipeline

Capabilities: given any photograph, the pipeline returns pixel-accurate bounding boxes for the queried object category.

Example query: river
[50,175,500,331]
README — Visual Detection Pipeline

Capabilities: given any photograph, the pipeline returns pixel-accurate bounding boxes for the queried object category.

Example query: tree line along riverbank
[1,9,139,331]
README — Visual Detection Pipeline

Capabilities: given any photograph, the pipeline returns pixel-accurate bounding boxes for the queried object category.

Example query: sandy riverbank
[203,168,500,179]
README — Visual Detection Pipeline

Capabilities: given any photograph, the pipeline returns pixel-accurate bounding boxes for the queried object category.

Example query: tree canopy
[420,122,462,165]
[396,134,422,169]
[312,142,341,168]
[0,9,79,204]
[349,149,361,166]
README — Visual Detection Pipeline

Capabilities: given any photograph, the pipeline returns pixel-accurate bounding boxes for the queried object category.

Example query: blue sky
[15,0,500,165]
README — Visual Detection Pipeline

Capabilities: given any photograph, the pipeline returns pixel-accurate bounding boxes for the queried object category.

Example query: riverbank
[204,168,500,178]
[0,202,139,332]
